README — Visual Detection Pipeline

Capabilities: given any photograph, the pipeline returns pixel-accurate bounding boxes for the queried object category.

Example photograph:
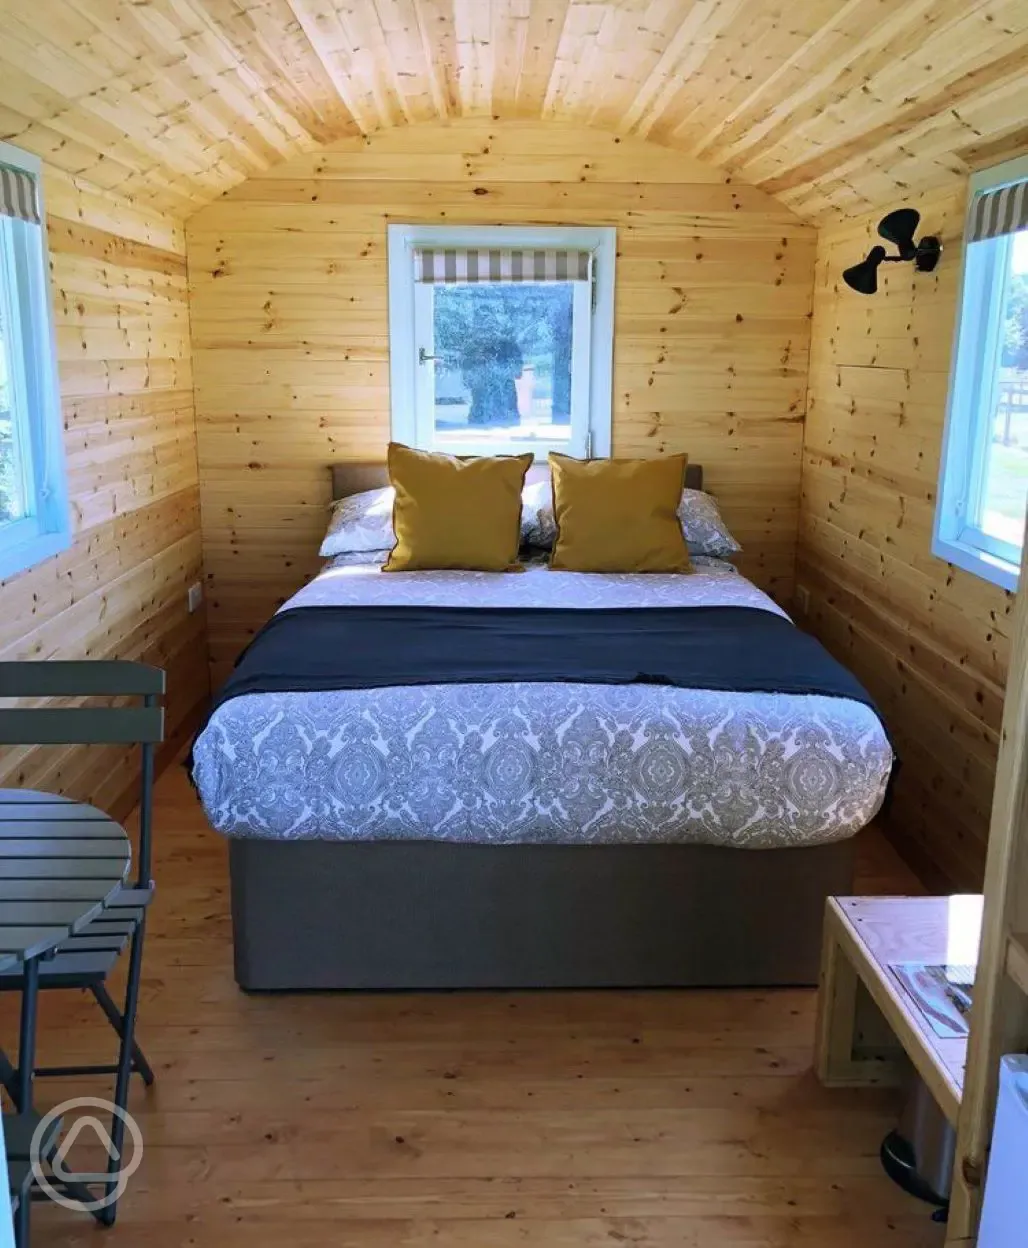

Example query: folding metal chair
[0,661,165,1230]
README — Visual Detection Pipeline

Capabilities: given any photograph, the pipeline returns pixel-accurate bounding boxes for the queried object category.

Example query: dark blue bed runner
[204,604,882,720]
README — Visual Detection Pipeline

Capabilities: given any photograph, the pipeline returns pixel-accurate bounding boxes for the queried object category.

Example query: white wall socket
[187,582,204,614]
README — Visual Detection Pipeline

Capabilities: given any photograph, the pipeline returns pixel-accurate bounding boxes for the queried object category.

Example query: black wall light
[842,208,942,294]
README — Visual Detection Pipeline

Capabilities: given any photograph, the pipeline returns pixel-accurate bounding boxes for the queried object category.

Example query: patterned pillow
[521,476,556,548]
[324,549,392,568]
[324,550,738,574]
[321,482,558,557]
[320,487,395,556]
[691,554,740,575]
[320,480,742,559]
[519,480,742,558]
[678,488,742,558]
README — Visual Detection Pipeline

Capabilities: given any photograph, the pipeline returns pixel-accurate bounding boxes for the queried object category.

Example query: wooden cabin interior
[0,2,1027,1246]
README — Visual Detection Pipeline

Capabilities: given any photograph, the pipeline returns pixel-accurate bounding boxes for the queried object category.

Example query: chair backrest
[0,661,166,887]
[0,662,165,745]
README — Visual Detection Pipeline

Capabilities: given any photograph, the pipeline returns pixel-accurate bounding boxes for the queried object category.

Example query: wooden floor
[5,764,944,1247]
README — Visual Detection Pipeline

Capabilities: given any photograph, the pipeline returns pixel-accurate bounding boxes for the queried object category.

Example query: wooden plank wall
[0,169,208,819]
[796,184,1015,891]
[187,120,817,684]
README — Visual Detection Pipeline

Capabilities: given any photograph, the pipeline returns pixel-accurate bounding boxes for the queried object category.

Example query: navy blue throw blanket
[203,604,882,722]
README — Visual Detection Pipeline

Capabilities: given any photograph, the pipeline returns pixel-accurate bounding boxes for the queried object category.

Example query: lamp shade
[878,208,921,260]
[843,245,886,295]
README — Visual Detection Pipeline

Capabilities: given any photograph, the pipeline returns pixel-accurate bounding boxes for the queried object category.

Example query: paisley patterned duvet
[192,562,893,848]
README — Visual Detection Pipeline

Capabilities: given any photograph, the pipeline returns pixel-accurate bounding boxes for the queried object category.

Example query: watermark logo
[30,1097,143,1213]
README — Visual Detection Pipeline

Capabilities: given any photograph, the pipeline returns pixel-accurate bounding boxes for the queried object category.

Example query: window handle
[418,347,440,365]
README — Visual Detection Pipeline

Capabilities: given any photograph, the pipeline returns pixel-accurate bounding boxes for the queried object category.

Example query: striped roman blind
[0,162,40,225]
[414,247,592,284]
[967,177,1027,243]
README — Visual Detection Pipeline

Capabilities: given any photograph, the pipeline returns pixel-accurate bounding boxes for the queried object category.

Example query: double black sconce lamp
[842,208,942,295]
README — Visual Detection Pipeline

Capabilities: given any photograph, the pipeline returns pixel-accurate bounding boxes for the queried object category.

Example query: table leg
[815,903,904,1088]
[816,906,862,1083]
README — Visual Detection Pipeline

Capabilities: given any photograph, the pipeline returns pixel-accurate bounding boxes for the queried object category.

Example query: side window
[934,157,1028,590]
[0,143,69,581]
[387,226,615,459]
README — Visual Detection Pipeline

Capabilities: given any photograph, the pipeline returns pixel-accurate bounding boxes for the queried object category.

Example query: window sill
[932,534,1019,592]
[0,529,71,583]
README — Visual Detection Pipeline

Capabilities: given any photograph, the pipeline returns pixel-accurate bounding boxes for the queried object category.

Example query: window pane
[430,283,574,449]
[0,277,27,526]
[980,232,1028,547]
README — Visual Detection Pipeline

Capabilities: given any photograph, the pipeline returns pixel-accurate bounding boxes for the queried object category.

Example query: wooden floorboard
[1,765,943,1247]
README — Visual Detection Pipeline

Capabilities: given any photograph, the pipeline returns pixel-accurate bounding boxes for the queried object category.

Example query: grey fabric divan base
[228,837,854,991]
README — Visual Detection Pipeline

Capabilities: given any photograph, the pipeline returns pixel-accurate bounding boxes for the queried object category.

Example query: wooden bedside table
[815,894,983,1126]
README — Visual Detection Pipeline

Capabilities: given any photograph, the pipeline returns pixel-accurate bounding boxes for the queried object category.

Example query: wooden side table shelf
[815,894,983,1128]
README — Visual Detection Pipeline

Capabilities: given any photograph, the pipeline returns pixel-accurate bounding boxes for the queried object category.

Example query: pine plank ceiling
[1,0,1026,223]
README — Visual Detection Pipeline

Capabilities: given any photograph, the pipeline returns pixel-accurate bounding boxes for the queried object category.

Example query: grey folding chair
[0,661,164,1229]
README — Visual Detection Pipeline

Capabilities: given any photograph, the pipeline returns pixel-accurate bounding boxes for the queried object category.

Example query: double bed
[192,463,893,991]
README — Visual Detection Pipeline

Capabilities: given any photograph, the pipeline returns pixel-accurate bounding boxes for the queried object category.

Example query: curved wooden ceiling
[1,0,1026,222]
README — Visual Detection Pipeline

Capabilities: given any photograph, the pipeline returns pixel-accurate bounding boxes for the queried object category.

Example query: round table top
[0,789,131,972]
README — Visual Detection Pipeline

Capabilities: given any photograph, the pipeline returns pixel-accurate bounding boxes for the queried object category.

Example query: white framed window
[934,154,1028,591]
[0,142,68,581]
[387,225,615,459]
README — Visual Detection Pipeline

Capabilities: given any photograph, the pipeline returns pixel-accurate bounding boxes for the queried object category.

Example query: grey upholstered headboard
[330,460,703,500]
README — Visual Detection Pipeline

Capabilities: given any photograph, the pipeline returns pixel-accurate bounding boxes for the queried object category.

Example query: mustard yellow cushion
[548,453,692,573]
[384,443,533,572]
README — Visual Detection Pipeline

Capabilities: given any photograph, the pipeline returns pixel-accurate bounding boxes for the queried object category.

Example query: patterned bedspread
[192,562,893,848]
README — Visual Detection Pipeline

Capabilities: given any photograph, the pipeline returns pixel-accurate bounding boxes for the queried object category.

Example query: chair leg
[15,1185,30,1248]
[6,982,155,1086]
[13,957,40,1247]
[96,917,147,1228]
[15,957,39,1115]
[91,982,155,1087]
[0,1046,18,1099]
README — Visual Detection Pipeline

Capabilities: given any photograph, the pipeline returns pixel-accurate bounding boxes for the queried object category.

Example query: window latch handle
[418,347,440,365]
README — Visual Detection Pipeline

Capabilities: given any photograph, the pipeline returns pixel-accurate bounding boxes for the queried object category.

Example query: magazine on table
[888,962,975,1039]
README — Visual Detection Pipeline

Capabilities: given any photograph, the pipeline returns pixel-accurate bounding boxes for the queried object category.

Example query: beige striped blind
[414,248,592,284]
[0,163,40,225]
[968,178,1027,243]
